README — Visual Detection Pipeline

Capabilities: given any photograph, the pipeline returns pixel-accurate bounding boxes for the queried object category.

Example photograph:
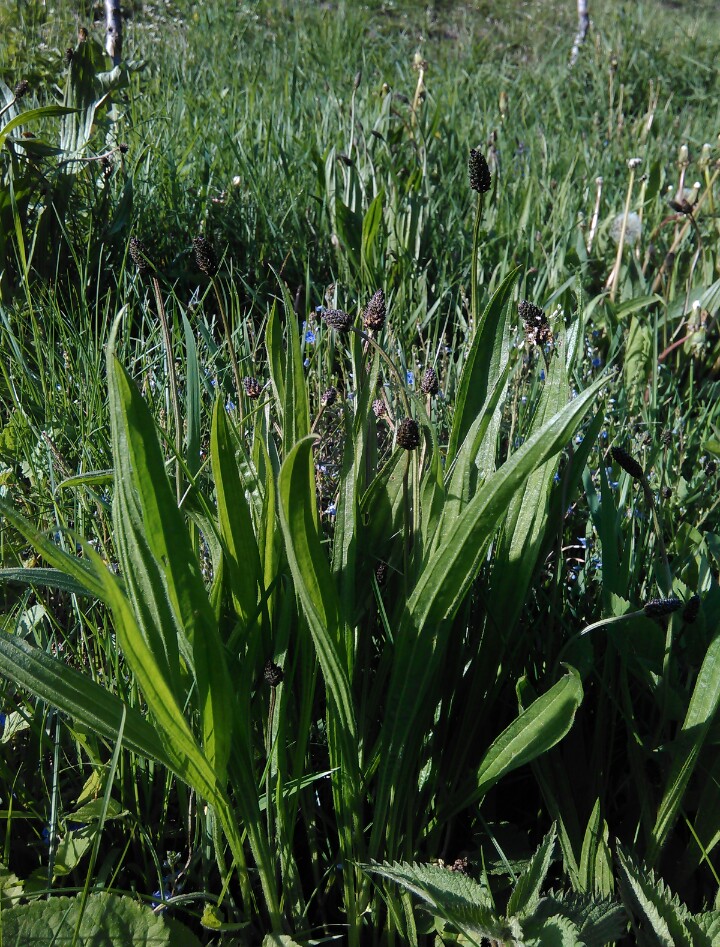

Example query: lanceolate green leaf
[649,628,720,864]
[447,266,519,464]
[277,438,359,783]
[0,500,107,600]
[409,373,605,631]
[446,669,583,818]
[0,105,77,150]
[108,340,234,784]
[372,374,604,853]
[277,437,362,927]
[0,632,172,767]
[211,400,261,626]
[487,340,569,636]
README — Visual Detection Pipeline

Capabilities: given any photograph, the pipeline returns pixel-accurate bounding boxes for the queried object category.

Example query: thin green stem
[470,192,485,332]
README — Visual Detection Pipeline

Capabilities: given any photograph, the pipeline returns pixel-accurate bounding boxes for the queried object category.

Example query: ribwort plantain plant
[0,258,606,939]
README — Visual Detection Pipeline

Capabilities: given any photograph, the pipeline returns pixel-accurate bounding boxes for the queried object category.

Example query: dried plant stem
[587,176,603,254]
[212,280,244,421]
[152,276,183,503]
[607,164,638,302]
[651,166,720,293]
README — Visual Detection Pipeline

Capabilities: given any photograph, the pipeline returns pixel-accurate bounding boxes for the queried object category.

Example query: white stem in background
[570,0,590,67]
[105,0,122,66]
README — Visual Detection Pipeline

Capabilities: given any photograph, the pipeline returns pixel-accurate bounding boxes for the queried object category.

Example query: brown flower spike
[396,418,420,450]
[468,148,491,194]
[363,290,386,332]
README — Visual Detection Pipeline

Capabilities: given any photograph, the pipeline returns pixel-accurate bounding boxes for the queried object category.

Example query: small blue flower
[303,358,310,368]
[315,305,326,314]
[575,435,583,445]
[406,370,415,386]
[305,329,316,344]
[592,356,602,368]
[577,537,588,548]
[553,472,561,483]
[225,399,236,413]
[539,370,545,381]
[326,503,337,516]
[601,429,608,440]
[151,888,172,909]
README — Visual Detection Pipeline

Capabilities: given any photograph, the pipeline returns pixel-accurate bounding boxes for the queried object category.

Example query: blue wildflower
[539,370,545,381]
[225,399,236,413]
[406,370,415,386]
[326,503,337,516]
[592,356,602,368]
[305,330,316,344]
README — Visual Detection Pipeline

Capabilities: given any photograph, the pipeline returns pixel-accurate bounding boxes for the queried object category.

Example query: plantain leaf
[211,400,261,626]
[108,338,234,785]
[649,627,720,863]
[0,632,172,768]
[447,266,519,464]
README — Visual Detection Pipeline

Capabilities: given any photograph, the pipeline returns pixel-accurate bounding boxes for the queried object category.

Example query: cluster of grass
[1,0,720,943]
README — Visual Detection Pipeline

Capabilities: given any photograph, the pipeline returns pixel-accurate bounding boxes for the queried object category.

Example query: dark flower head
[323,308,354,332]
[396,417,420,451]
[519,300,553,347]
[242,376,263,399]
[611,445,644,481]
[264,660,283,687]
[420,367,439,395]
[468,148,491,193]
[363,290,386,332]
[644,597,682,619]
[118,142,129,155]
[14,79,30,99]
[128,236,152,275]
[321,386,338,407]
[193,235,218,277]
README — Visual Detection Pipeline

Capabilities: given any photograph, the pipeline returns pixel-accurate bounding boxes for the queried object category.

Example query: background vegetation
[0,0,719,943]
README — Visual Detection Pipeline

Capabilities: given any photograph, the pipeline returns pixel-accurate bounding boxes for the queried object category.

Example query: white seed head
[611,211,642,246]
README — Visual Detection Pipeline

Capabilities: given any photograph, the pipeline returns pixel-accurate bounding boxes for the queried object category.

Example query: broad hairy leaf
[363,861,508,944]
[507,824,557,918]
[0,892,201,946]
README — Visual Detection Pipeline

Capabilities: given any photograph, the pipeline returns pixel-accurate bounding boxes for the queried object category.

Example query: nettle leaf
[616,846,695,947]
[362,861,510,942]
[0,892,202,946]
[520,913,583,947]
[507,824,557,918]
[536,891,627,947]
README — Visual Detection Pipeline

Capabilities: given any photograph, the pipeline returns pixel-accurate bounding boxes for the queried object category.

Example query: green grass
[1,0,720,943]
